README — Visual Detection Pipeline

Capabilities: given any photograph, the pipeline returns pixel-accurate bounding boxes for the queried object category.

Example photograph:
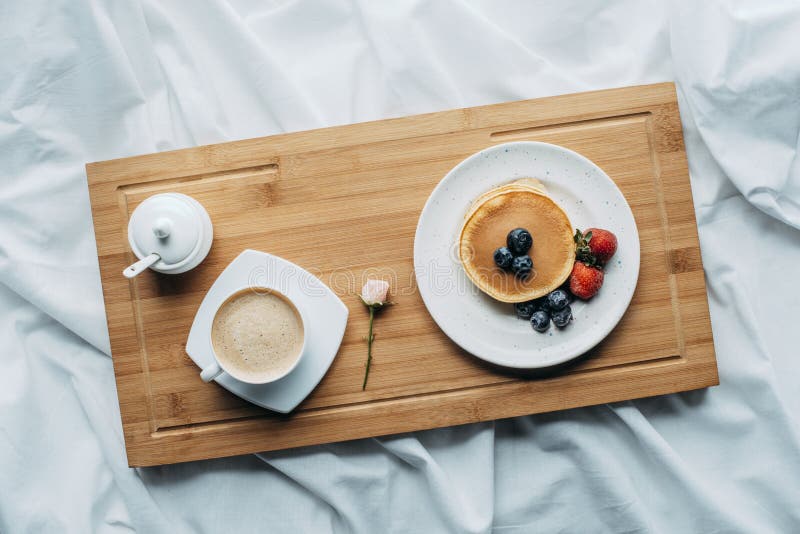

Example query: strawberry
[574,228,617,266]
[569,261,604,300]
[586,228,617,264]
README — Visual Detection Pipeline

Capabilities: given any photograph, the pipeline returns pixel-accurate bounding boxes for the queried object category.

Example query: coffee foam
[211,289,304,382]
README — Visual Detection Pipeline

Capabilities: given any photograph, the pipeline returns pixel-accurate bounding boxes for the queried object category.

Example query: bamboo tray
[86,82,718,467]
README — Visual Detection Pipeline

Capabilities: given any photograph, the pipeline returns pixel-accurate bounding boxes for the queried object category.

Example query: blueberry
[557,282,575,303]
[547,289,569,311]
[532,296,550,313]
[493,247,514,270]
[510,255,533,278]
[551,305,572,328]
[514,300,537,320]
[531,310,550,332]
[507,228,533,256]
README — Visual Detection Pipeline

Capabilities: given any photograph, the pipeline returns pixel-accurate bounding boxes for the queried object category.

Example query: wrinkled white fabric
[2,1,800,532]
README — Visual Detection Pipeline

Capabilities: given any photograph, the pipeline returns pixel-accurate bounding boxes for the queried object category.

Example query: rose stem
[362,306,375,390]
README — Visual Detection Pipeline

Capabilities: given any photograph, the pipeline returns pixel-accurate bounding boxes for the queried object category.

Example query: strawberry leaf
[574,229,598,267]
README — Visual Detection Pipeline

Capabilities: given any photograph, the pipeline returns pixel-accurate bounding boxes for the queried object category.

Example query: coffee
[211,289,304,382]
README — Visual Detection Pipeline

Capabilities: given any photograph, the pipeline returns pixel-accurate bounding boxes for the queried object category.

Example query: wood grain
[85,82,718,467]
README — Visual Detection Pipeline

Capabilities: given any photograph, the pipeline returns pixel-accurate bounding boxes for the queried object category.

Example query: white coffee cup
[200,287,306,385]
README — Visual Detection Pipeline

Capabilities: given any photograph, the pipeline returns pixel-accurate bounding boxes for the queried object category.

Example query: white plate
[414,142,640,369]
[186,249,348,413]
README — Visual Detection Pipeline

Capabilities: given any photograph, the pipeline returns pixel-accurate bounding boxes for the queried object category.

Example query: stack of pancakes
[458,179,575,303]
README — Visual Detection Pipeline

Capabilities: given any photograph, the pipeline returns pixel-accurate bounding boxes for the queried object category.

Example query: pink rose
[359,278,392,390]
[360,279,390,307]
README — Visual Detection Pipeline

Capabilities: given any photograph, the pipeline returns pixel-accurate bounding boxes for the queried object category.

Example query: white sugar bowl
[123,192,213,278]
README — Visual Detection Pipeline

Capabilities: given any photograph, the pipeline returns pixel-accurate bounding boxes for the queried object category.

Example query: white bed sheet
[1,1,799,532]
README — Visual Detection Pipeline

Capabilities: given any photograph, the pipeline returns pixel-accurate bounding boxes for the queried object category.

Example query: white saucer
[186,249,348,413]
[414,142,640,369]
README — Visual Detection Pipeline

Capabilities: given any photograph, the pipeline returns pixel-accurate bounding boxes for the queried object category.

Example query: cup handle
[200,361,225,383]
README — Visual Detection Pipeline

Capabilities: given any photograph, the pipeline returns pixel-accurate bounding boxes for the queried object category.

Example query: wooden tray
[86,82,718,467]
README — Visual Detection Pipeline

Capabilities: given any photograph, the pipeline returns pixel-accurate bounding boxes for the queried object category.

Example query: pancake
[459,179,575,303]
[463,178,548,218]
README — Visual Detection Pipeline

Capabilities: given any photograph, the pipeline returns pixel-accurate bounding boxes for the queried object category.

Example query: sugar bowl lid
[127,192,213,274]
